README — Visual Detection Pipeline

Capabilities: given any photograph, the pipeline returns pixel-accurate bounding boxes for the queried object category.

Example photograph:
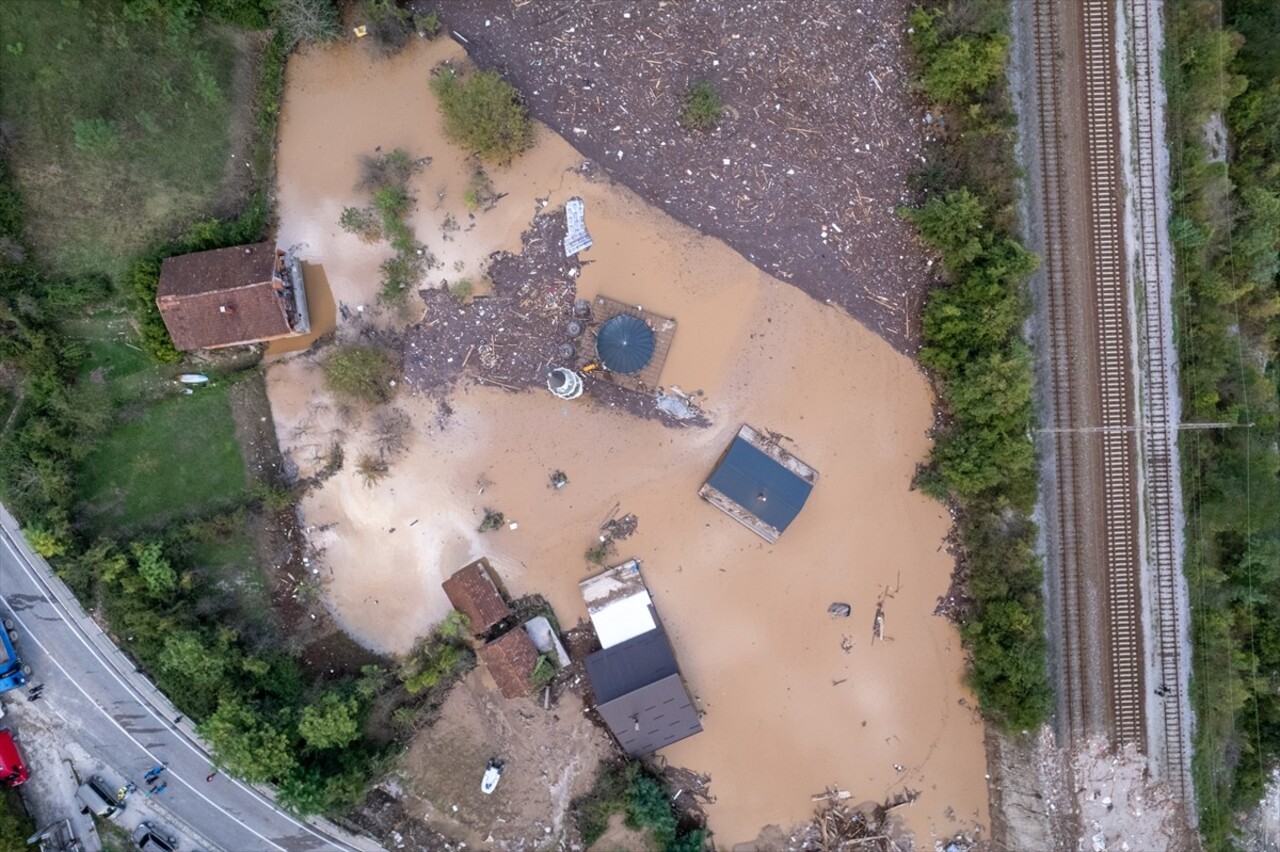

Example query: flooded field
[268,36,987,848]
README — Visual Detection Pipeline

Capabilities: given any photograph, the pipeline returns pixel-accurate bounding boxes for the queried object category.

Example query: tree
[322,345,397,404]
[24,523,68,558]
[901,188,988,273]
[297,692,362,750]
[199,696,297,783]
[430,67,533,164]
[625,771,677,848]
[158,631,229,715]
[131,540,177,598]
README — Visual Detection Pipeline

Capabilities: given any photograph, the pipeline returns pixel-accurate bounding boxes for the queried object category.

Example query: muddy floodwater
[268,37,988,847]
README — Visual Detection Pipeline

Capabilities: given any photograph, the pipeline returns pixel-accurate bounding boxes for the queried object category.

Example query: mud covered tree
[322,344,398,405]
[430,66,533,164]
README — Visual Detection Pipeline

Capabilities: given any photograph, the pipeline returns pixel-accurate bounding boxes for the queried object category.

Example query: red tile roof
[442,560,511,635]
[156,242,295,350]
[478,629,539,699]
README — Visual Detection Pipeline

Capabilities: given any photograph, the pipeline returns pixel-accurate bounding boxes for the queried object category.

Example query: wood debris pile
[440,0,932,352]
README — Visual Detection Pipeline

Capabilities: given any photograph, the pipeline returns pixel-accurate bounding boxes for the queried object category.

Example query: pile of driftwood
[800,789,921,852]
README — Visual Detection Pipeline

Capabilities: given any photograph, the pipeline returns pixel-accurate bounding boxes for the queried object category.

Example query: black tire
[20,665,31,676]
[2,619,12,630]
[7,631,15,642]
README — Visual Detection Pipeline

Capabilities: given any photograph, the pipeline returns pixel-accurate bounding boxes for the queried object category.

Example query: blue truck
[0,619,29,694]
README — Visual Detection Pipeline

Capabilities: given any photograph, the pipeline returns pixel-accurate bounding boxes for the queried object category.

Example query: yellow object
[353,25,368,38]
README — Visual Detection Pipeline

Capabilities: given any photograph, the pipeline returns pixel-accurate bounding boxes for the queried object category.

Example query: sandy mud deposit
[268,37,986,847]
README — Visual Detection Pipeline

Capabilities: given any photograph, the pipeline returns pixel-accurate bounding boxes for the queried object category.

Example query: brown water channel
[267,37,988,848]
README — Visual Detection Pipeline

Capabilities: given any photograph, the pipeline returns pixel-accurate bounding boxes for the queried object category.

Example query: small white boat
[177,374,210,385]
[481,758,504,795]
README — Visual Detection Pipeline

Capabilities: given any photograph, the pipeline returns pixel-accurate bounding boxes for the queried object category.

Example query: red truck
[0,729,29,786]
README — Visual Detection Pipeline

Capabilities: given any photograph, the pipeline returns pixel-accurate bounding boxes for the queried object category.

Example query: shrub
[414,10,442,38]
[72,118,120,158]
[322,345,397,404]
[355,453,388,488]
[363,0,412,55]
[339,206,382,242]
[478,508,505,532]
[273,0,341,47]
[24,523,69,558]
[449,278,473,302]
[680,81,722,132]
[530,655,556,689]
[430,67,533,164]
[463,169,496,211]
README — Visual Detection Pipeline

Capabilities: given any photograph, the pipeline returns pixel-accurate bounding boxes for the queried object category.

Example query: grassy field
[78,383,247,531]
[0,0,239,280]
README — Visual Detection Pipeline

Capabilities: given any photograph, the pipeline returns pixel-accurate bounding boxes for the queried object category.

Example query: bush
[478,508,505,532]
[363,0,412,55]
[680,81,722,132]
[72,118,120,158]
[322,345,398,404]
[529,655,556,689]
[414,10,442,38]
[339,206,382,242]
[355,453,388,488]
[430,66,533,164]
[273,0,341,47]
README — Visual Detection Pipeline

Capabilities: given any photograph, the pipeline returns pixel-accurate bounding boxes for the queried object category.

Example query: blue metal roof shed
[700,425,818,543]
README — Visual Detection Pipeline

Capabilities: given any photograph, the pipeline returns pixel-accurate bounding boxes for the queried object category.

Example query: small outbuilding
[156,242,310,351]
[478,628,540,700]
[700,424,818,543]
[581,561,702,756]
[585,625,702,756]
[442,558,511,636]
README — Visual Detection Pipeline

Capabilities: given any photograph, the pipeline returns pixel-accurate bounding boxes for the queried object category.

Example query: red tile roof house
[155,242,311,351]
[478,629,540,700]
[441,559,512,636]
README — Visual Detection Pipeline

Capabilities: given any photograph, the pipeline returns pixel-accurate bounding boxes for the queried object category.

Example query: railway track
[1030,0,1144,748]
[1126,0,1194,806]
[1031,0,1088,741]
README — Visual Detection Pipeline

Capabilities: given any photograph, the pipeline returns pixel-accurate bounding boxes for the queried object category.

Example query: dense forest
[1168,0,1280,846]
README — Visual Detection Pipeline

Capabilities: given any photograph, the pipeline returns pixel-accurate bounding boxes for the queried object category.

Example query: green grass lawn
[79,383,247,531]
[0,0,237,280]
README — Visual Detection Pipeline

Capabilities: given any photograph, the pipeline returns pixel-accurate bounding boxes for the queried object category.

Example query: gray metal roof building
[700,424,818,543]
[585,620,702,756]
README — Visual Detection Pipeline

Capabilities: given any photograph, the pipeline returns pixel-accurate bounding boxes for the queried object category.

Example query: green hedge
[903,3,1052,731]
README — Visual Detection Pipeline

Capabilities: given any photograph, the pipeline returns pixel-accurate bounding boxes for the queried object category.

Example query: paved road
[0,505,381,852]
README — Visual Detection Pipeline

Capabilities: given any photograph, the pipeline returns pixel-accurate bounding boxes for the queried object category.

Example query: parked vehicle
[0,619,30,695]
[76,775,122,819]
[0,729,28,786]
[133,822,178,851]
[481,758,504,795]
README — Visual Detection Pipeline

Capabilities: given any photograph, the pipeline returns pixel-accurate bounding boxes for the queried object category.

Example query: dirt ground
[267,33,987,850]
[392,668,615,848]
[432,0,930,354]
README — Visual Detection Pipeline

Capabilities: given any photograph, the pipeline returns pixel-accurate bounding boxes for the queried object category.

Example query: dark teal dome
[596,315,655,375]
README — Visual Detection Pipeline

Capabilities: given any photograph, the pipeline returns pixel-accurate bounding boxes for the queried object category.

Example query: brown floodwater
[269,37,988,848]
